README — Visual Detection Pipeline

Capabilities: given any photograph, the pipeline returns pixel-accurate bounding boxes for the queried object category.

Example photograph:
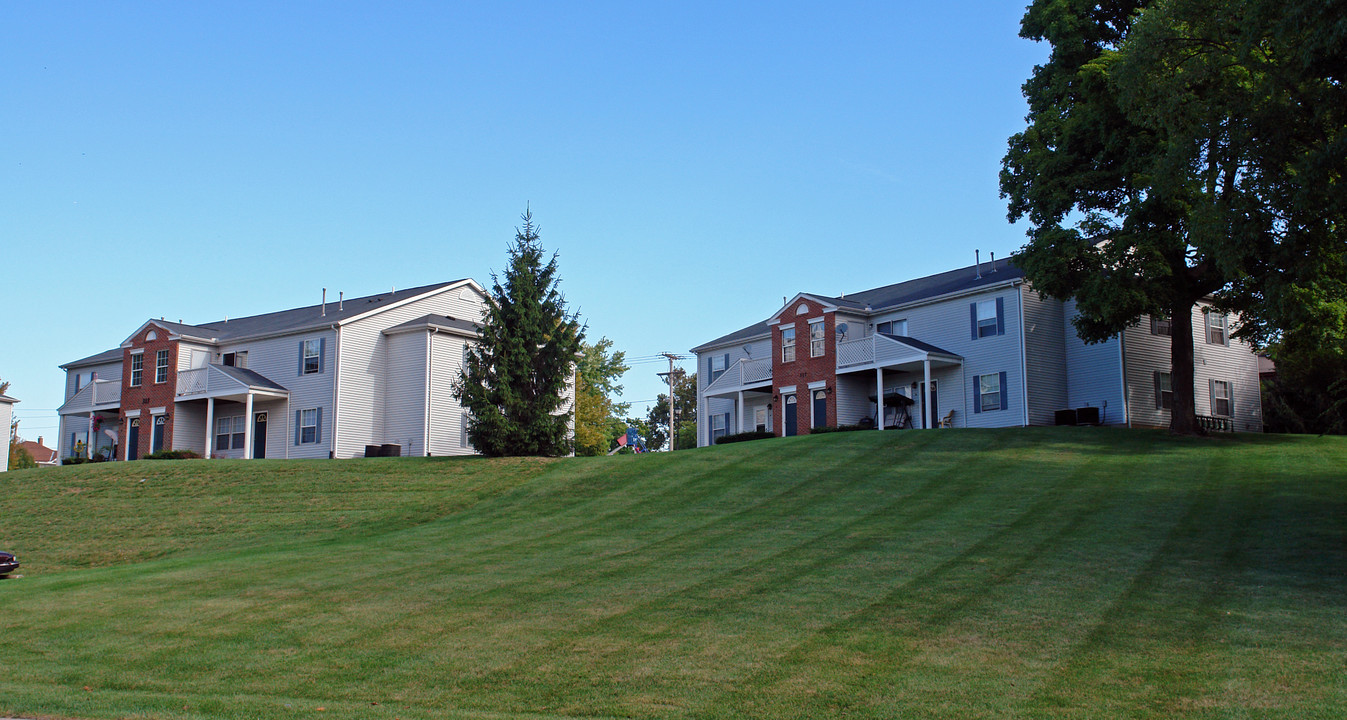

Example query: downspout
[1017,282,1029,427]
[424,329,434,456]
[1119,329,1130,428]
[330,324,341,458]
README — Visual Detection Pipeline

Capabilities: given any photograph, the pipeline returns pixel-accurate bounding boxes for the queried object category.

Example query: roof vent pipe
[322,288,327,317]
[975,250,982,279]
[339,291,344,311]
[990,251,997,272]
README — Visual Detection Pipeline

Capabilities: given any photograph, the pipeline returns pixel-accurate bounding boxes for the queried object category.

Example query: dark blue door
[784,395,798,436]
[253,412,268,459]
[151,416,165,453]
[127,418,140,460]
[812,390,827,429]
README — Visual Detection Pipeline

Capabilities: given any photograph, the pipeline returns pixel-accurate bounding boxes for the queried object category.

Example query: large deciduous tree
[454,209,584,456]
[1001,0,1346,434]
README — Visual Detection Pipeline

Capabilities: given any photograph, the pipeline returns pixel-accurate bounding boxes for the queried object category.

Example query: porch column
[204,397,215,460]
[243,393,255,460]
[737,391,745,433]
[924,359,932,429]
[87,412,94,458]
[876,368,885,430]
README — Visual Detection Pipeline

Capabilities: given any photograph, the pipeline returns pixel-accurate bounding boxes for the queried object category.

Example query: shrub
[144,449,202,460]
[714,431,775,445]
[63,457,91,465]
[809,424,868,434]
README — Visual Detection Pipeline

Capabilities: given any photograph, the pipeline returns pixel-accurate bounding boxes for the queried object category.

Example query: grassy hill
[0,428,1343,720]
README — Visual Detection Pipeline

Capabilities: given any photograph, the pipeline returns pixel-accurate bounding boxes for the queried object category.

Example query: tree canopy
[454,209,584,456]
[1001,0,1346,434]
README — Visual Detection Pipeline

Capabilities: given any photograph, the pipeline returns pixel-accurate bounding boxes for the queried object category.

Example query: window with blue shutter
[974,372,1006,412]
[971,299,1005,339]
[301,339,322,375]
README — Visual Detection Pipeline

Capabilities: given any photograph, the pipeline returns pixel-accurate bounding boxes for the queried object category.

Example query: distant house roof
[17,438,57,465]
[62,281,478,369]
[691,258,1024,353]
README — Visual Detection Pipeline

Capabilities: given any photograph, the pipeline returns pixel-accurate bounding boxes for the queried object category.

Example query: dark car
[0,551,18,576]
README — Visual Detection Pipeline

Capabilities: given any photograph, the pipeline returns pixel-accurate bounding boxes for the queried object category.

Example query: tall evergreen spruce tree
[455,209,584,456]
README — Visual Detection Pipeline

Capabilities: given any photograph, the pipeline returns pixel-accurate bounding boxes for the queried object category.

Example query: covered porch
[701,357,774,441]
[176,365,290,459]
[56,379,122,460]
[836,334,963,430]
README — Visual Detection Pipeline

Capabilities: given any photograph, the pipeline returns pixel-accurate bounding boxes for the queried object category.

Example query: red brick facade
[771,297,837,436]
[119,323,179,458]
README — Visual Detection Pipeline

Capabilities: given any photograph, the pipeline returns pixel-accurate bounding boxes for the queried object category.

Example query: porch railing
[837,337,874,368]
[177,367,208,396]
[741,357,772,383]
[1197,415,1234,432]
[89,379,120,406]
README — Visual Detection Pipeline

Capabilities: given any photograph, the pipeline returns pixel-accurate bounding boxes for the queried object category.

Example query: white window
[301,408,318,444]
[1207,312,1228,345]
[979,374,1001,412]
[130,353,143,387]
[876,319,907,336]
[1212,380,1232,416]
[1151,315,1172,336]
[303,340,321,374]
[710,354,727,382]
[809,319,825,358]
[711,414,727,441]
[977,300,999,338]
[155,349,170,384]
[1156,372,1173,410]
[216,416,245,451]
[781,327,796,363]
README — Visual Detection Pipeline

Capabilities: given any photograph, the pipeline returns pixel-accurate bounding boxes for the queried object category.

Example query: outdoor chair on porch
[940,410,955,428]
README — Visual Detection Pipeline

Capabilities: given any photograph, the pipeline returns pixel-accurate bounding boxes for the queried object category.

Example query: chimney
[990,251,997,272]
[37,436,43,446]
[322,288,327,317]
[975,250,982,279]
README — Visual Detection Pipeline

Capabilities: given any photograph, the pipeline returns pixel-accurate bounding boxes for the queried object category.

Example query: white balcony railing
[837,337,875,368]
[742,357,772,383]
[177,367,209,396]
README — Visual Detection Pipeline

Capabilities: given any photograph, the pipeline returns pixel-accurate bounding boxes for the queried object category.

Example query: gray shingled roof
[691,258,1023,354]
[0,394,17,404]
[60,347,125,370]
[383,314,480,336]
[61,281,470,368]
[214,365,290,392]
[879,334,961,358]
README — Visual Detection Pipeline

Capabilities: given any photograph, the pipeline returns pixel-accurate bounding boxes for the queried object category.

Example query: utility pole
[658,352,686,450]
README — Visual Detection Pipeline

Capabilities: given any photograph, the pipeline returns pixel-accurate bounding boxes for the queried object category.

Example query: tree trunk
[1169,300,1204,435]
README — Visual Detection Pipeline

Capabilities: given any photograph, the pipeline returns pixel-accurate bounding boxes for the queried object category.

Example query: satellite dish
[742,345,752,357]
[836,322,849,338]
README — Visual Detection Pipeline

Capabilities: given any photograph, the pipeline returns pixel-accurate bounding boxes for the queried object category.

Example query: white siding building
[693,258,1264,445]
[57,281,575,462]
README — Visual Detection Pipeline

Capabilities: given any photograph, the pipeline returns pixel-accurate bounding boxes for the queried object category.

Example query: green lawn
[1,428,1343,719]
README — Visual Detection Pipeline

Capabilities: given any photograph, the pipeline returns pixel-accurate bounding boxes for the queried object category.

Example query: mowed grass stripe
[1,429,1344,720]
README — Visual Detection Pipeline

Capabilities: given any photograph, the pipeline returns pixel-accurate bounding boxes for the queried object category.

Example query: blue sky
[2,2,1047,442]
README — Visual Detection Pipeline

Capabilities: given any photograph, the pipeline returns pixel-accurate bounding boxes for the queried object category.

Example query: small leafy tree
[454,209,585,457]
[574,338,631,456]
